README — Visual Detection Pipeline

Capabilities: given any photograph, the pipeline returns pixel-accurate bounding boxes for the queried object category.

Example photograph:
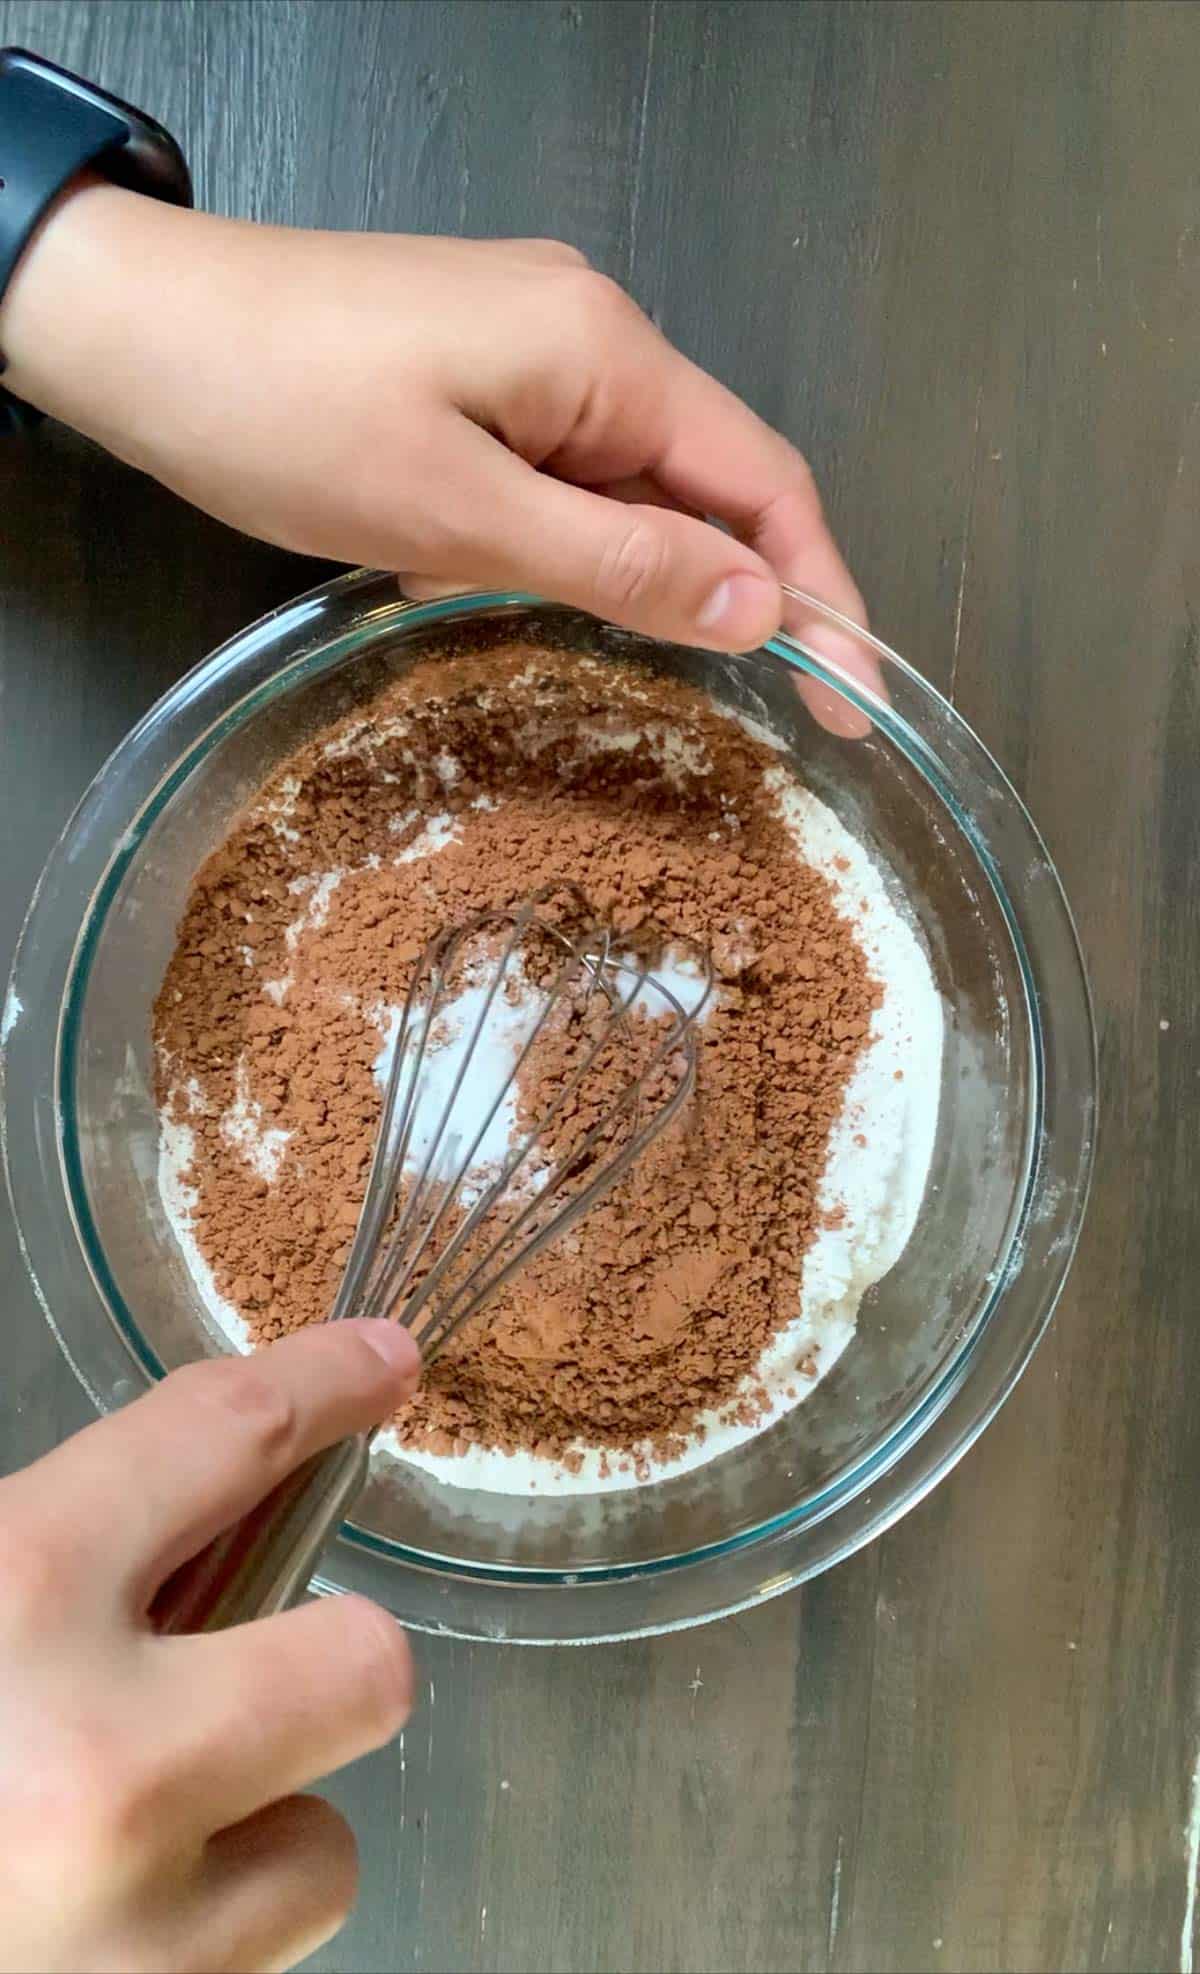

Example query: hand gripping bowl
[1,575,1095,1645]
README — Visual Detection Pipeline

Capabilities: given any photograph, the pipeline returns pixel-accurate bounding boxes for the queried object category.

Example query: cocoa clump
[155,642,878,1463]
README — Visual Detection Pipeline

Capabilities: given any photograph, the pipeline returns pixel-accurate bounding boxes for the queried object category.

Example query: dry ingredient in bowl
[156,641,942,1494]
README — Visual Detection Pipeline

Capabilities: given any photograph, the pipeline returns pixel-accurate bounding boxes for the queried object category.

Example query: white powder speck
[621,946,711,1021]
[582,727,642,753]
[220,1059,291,1184]
[1,989,23,1046]
[285,868,343,951]
[393,814,459,864]
[263,773,303,844]
[656,724,711,779]
[160,1114,250,1349]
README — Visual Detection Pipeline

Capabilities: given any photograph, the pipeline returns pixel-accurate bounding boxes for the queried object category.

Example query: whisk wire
[339,894,711,1360]
[405,1005,700,1358]
[355,936,629,1332]
[380,902,537,1278]
[356,937,593,1328]
[327,901,482,1322]
[380,954,686,1347]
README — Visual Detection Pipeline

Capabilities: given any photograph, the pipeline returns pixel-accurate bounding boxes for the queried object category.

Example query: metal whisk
[154,887,709,1632]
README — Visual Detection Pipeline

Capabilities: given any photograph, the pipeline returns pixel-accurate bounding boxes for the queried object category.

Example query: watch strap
[0,48,192,434]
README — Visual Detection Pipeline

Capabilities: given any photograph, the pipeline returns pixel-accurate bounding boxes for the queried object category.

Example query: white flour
[160,714,943,1497]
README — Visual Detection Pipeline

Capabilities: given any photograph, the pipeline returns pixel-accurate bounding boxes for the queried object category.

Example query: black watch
[0,47,192,434]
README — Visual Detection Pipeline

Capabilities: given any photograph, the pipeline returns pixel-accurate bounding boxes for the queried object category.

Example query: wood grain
[2,3,1198,1968]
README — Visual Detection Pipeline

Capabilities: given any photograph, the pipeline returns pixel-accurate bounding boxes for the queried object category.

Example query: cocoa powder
[155,642,879,1463]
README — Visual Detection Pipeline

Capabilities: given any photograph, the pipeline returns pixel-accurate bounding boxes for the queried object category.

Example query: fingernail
[696,571,777,638]
[349,1320,421,1386]
[792,622,884,739]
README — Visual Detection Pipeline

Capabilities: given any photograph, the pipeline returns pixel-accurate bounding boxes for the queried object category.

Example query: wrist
[0,173,189,457]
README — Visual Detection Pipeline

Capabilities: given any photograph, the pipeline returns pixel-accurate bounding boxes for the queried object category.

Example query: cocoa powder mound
[155,642,879,1462]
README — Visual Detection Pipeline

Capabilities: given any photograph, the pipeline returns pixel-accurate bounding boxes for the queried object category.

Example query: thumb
[435,428,785,652]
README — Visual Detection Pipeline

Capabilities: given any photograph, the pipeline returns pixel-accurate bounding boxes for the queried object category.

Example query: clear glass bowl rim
[1,573,1097,1643]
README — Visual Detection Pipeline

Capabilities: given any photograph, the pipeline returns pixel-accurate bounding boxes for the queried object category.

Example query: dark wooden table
[2,3,1198,1969]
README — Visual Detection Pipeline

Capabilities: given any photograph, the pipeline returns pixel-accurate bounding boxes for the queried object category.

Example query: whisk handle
[151,1435,371,1634]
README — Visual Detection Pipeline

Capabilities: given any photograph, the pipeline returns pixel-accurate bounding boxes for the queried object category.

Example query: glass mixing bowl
[1,574,1095,1643]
